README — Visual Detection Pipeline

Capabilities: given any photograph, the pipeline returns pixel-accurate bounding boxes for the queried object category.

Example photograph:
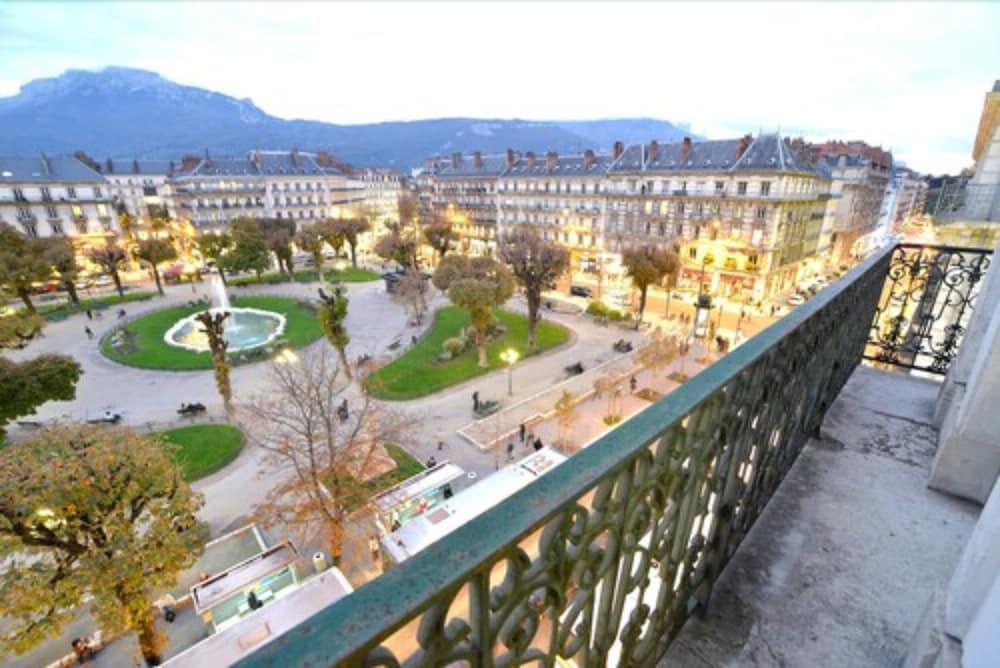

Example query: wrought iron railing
[238,245,924,667]
[865,244,993,374]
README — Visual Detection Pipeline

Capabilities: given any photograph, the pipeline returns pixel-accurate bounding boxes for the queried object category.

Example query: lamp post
[500,348,520,396]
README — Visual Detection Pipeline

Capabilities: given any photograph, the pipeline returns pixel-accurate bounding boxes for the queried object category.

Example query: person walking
[369,536,380,562]
[506,441,515,461]
[84,326,94,340]
[533,436,544,451]
[473,391,480,412]
[519,422,526,443]
[85,309,93,321]
[630,376,638,393]
[426,455,437,468]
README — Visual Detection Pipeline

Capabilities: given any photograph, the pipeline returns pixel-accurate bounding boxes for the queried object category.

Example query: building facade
[0,155,118,248]
[102,159,174,223]
[165,150,365,230]
[431,152,507,256]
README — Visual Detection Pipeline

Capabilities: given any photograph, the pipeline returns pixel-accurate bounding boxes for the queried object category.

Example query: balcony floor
[661,366,980,667]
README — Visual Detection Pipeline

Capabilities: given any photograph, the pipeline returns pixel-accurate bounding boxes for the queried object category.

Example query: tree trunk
[17,286,36,314]
[112,271,124,298]
[349,242,358,268]
[636,286,647,330]
[136,614,164,666]
[64,280,80,305]
[475,329,488,368]
[336,345,353,379]
[527,293,540,351]
[328,519,344,565]
[151,265,164,296]
[218,267,228,286]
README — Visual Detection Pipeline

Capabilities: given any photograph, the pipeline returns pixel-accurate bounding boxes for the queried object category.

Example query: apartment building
[497,148,615,283]
[605,134,832,301]
[102,159,174,224]
[357,167,404,219]
[431,152,506,256]
[889,166,929,227]
[0,154,118,247]
[166,150,364,230]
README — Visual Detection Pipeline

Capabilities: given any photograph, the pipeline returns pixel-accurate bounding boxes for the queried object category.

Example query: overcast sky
[1,1,998,173]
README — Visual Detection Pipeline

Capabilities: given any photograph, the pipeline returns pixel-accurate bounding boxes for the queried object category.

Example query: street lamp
[500,348,520,396]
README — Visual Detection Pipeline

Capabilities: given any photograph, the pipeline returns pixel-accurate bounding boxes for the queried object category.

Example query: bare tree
[243,349,411,562]
[498,225,570,351]
[392,267,429,323]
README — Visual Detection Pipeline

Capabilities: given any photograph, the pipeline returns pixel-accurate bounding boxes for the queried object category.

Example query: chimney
[612,141,624,160]
[290,149,300,167]
[473,151,483,168]
[40,153,51,176]
[182,155,201,172]
[105,158,114,174]
[736,134,752,159]
[680,137,693,161]
[526,151,536,167]
[168,160,175,176]
[506,148,516,167]
[451,152,462,168]
[132,159,140,174]
[546,151,558,170]
[646,140,659,163]
[583,149,596,168]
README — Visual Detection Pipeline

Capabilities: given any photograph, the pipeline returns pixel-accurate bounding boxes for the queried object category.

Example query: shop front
[370,461,465,534]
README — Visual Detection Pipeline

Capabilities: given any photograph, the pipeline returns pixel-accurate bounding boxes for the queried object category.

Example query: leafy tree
[318,287,352,379]
[87,238,129,298]
[331,217,372,268]
[622,246,680,330]
[224,219,270,278]
[315,219,345,258]
[432,255,515,367]
[136,238,177,296]
[498,225,570,351]
[0,308,44,350]
[422,215,455,261]
[0,424,204,665]
[117,203,137,247]
[295,226,327,277]
[260,218,297,278]
[197,232,233,285]
[0,223,52,314]
[0,354,81,437]
[636,328,679,380]
[40,237,82,305]
[196,311,232,412]
[593,371,623,423]
[244,349,410,563]
[554,390,577,452]
[374,222,418,269]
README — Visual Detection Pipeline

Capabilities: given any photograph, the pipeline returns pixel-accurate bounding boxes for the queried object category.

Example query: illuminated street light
[500,348,520,396]
[275,348,299,365]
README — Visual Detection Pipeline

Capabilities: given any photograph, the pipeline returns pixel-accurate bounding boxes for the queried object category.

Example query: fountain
[163,276,287,353]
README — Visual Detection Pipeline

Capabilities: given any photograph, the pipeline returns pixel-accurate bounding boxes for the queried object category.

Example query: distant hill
[0,67,697,169]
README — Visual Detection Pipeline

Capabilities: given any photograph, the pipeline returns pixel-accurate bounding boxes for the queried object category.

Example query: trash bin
[312,551,327,574]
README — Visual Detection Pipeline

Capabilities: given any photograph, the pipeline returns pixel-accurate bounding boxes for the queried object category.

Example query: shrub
[586,300,627,321]
[442,337,465,357]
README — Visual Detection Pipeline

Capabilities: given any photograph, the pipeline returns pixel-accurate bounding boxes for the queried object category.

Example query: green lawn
[159,423,244,481]
[326,443,425,513]
[34,291,158,321]
[366,306,571,400]
[228,266,380,287]
[101,295,323,370]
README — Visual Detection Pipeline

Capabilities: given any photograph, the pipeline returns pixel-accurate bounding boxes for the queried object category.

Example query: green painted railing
[237,243,949,667]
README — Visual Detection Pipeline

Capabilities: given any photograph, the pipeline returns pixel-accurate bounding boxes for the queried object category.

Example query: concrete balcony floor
[661,366,980,667]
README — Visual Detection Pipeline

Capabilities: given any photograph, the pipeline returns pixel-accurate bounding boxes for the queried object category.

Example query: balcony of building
[230,243,997,667]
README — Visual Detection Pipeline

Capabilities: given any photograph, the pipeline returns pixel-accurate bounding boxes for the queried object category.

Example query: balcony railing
[865,244,992,375]
[239,243,988,667]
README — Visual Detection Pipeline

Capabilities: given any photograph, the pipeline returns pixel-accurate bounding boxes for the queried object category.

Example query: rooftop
[0,154,105,183]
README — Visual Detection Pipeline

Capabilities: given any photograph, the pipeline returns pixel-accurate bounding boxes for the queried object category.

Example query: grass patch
[229,267,380,287]
[366,306,571,400]
[34,291,158,321]
[159,423,244,481]
[101,295,322,370]
[326,444,425,513]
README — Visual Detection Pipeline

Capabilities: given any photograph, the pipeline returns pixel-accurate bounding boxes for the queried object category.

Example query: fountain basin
[164,307,287,353]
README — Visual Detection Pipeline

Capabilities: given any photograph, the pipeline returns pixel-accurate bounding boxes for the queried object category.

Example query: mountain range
[0,67,696,169]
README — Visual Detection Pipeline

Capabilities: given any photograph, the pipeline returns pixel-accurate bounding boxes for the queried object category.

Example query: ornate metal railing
[239,245,910,667]
[865,244,993,374]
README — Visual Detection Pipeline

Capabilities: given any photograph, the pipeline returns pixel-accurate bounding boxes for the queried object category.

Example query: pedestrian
[71,637,95,665]
[525,432,535,450]
[369,535,380,561]
[117,308,126,319]
[506,441,515,460]
[519,422,526,443]
[426,455,437,468]
[472,390,480,412]
[84,326,94,340]
[437,439,445,451]
[630,376,638,393]
[534,436,543,451]
[85,309,93,320]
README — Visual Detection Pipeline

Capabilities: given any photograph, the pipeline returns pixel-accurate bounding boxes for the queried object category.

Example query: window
[41,187,52,201]
[13,187,26,201]
[737,181,747,195]
[67,186,77,199]
[51,220,64,235]
[71,204,84,218]
[760,181,771,196]
[756,206,767,220]
[46,205,58,219]
[97,204,108,218]
[16,206,33,221]
[688,247,697,259]
[93,186,102,198]
[22,221,38,238]
[715,181,725,193]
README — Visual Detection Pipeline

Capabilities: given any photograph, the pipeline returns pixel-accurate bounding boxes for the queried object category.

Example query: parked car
[570,285,593,298]
[94,275,113,287]
[787,294,806,306]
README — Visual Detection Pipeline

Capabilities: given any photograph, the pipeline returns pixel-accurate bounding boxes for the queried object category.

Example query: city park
[0,204,785,666]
